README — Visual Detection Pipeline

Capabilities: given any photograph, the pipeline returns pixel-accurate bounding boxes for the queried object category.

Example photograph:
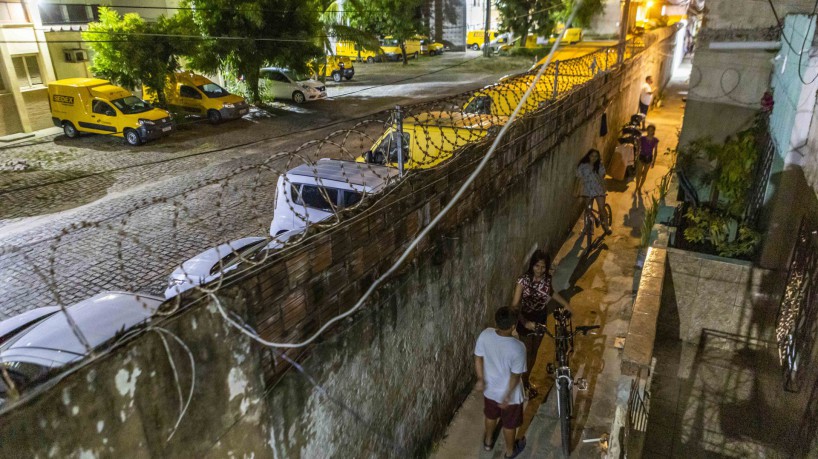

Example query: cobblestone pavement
[0,52,544,317]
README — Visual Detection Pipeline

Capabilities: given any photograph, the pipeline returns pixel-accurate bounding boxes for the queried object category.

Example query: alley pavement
[430,62,690,458]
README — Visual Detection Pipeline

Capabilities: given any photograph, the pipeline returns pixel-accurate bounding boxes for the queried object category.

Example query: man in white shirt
[475,307,527,458]
[638,75,654,130]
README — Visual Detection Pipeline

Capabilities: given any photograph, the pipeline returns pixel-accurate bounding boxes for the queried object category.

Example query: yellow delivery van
[308,56,355,82]
[144,72,249,124]
[335,40,385,63]
[467,30,497,51]
[357,111,507,169]
[48,78,173,146]
[463,80,551,118]
[380,36,421,60]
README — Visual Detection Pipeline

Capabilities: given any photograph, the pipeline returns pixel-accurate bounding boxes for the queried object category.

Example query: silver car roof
[0,291,163,368]
[0,306,61,342]
[285,160,399,189]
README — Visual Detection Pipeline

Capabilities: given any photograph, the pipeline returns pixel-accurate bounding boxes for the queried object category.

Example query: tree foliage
[83,7,185,106]
[496,0,605,46]
[178,0,324,103]
[347,0,426,64]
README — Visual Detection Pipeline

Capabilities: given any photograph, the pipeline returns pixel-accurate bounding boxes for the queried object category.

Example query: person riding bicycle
[576,148,612,235]
[511,249,570,399]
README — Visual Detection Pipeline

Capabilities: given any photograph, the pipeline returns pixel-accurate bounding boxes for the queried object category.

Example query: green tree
[496,0,605,47]
[316,0,380,81]
[178,0,324,103]
[83,7,184,107]
[347,0,426,64]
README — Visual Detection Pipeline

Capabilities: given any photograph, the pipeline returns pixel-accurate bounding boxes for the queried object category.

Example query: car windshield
[382,38,400,46]
[197,83,230,98]
[464,95,492,115]
[282,69,308,82]
[111,96,152,114]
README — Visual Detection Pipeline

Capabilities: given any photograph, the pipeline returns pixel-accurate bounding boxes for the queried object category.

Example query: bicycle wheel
[604,203,613,229]
[583,212,593,250]
[558,380,572,457]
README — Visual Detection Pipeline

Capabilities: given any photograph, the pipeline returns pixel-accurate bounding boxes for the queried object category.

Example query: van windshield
[464,95,492,115]
[197,83,230,98]
[381,38,400,47]
[111,96,153,114]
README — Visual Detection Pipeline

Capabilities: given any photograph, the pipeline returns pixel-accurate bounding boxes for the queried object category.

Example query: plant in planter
[677,125,764,258]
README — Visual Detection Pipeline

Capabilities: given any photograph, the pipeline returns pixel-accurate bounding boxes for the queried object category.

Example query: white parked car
[259,67,327,103]
[0,292,163,402]
[164,230,305,299]
[269,159,399,236]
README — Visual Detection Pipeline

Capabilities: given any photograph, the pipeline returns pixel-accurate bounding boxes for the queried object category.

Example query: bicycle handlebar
[532,323,600,339]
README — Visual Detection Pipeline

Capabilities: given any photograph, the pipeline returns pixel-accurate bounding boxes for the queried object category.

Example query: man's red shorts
[484,397,523,429]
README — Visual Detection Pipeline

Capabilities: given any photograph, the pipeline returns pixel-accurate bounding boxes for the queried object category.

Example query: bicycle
[581,196,612,255]
[534,307,600,457]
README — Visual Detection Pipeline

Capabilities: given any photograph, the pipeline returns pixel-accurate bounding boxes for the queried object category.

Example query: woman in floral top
[511,249,570,398]
[576,148,612,235]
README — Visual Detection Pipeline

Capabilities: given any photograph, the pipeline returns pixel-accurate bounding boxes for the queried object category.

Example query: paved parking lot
[0,51,540,316]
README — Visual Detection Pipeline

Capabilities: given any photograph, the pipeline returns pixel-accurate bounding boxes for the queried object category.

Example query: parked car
[48,78,174,146]
[418,36,445,56]
[164,230,307,299]
[144,72,249,124]
[259,67,327,103]
[358,111,505,170]
[0,292,163,403]
[463,80,549,117]
[309,56,355,82]
[0,307,61,346]
[269,159,399,236]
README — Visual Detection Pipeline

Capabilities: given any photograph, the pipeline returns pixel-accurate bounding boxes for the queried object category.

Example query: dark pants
[517,309,550,391]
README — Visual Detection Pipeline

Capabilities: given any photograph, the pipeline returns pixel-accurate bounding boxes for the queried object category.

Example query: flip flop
[483,438,495,452]
[504,438,526,459]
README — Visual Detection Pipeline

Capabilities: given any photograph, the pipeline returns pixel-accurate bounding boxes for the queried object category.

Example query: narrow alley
[431,60,690,459]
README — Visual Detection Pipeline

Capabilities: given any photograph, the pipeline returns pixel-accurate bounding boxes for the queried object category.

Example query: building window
[38,3,99,25]
[0,2,29,23]
[13,56,43,89]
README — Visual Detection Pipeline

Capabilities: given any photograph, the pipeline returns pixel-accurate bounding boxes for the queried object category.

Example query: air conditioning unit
[63,49,88,63]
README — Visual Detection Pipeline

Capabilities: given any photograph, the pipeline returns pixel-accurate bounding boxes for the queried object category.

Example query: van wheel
[62,121,79,138]
[332,72,342,83]
[366,57,375,64]
[471,43,480,51]
[124,129,142,146]
[207,109,222,124]
[292,91,306,104]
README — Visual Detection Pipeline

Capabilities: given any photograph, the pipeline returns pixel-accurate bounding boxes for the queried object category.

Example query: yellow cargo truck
[144,72,249,124]
[379,36,421,60]
[466,30,497,51]
[358,111,507,169]
[48,78,174,146]
[335,40,385,63]
[308,56,355,82]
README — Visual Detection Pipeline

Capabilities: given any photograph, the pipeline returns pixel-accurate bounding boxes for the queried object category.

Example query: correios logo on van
[53,94,74,105]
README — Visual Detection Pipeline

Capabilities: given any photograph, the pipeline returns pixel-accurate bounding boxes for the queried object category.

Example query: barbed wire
[0,24,665,416]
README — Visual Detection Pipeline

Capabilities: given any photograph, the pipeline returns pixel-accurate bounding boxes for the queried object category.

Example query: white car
[259,67,327,103]
[164,230,305,299]
[269,159,399,236]
[0,292,163,402]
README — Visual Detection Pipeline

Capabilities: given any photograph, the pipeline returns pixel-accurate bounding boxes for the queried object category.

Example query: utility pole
[483,0,492,57]
[618,0,632,64]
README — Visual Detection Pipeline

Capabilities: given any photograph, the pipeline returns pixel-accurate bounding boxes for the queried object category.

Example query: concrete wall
[704,0,818,29]
[0,29,680,458]
[663,248,782,345]
[45,30,92,80]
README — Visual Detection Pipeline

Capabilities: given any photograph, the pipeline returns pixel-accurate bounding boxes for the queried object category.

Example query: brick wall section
[0,29,681,458]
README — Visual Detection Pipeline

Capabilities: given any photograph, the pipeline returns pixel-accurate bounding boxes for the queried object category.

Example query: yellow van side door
[80,99,119,134]
[177,84,205,115]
